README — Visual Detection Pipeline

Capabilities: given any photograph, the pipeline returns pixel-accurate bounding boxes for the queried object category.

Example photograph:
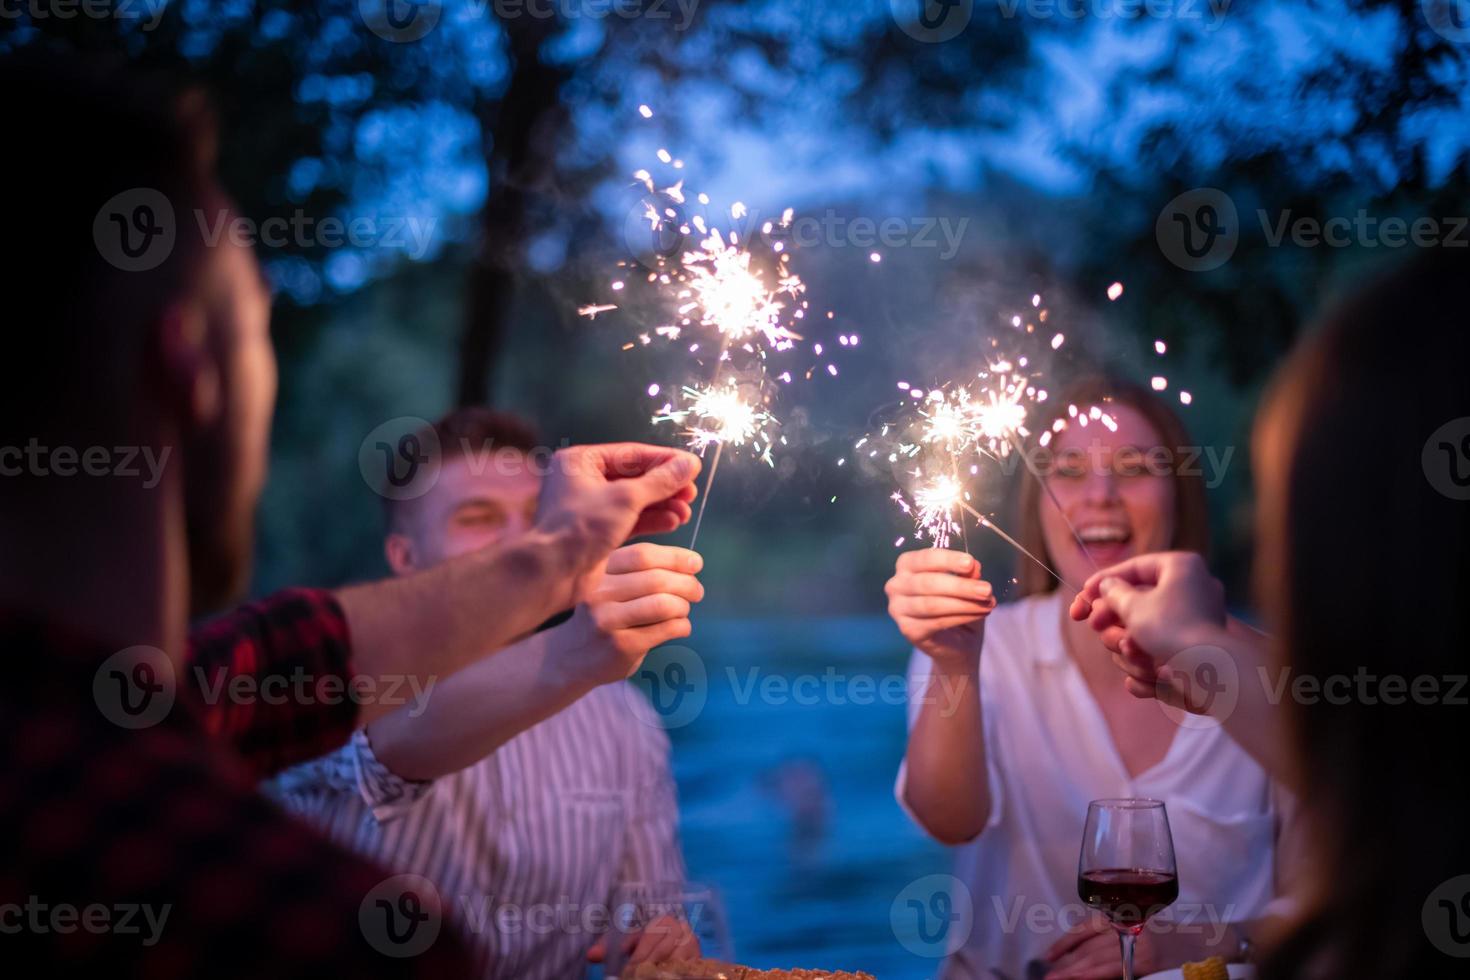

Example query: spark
[1107,281,1125,301]
[578,304,618,319]
[654,381,779,465]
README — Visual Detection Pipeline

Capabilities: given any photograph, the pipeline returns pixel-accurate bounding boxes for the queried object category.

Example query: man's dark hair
[383,407,543,532]
[2,49,218,447]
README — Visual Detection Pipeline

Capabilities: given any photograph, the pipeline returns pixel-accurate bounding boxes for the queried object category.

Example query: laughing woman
[887,377,1300,979]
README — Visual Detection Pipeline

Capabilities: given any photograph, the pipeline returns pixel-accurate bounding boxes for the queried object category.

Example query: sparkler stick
[1005,429,1100,572]
[954,498,1081,594]
[687,440,722,550]
[897,474,1080,594]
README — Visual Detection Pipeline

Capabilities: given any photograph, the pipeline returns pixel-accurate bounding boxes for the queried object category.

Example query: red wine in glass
[1077,799,1179,980]
[1077,868,1180,928]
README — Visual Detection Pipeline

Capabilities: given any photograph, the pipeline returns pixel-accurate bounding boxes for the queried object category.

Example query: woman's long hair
[1257,249,1469,978]
[1016,375,1211,596]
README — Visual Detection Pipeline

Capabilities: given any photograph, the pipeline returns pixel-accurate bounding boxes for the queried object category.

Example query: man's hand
[536,443,701,602]
[1068,552,1228,710]
[586,914,701,967]
[885,549,995,667]
[554,544,704,689]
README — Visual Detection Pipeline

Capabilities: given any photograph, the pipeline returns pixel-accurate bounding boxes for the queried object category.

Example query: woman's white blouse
[896,591,1281,979]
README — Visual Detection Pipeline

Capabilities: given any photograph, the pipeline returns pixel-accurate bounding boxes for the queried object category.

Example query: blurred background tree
[8,0,1467,606]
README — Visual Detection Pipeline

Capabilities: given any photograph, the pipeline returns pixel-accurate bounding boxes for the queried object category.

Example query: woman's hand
[1042,912,1226,979]
[1067,551,1229,710]
[885,549,996,667]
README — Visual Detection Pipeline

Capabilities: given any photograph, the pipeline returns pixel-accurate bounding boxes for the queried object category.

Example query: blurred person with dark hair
[271,407,703,978]
[886,378,1302,978]
[0,51,699,976]
[1072,249,1469,979]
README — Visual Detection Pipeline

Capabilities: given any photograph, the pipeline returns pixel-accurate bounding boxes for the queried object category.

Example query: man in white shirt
[271,408,702,978]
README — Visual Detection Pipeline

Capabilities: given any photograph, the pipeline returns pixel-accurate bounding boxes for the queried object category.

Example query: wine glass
[1076,799,1179,980]
[603,881,732,978]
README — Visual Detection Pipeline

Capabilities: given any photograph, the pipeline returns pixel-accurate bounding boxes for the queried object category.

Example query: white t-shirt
[896,591,1282,979]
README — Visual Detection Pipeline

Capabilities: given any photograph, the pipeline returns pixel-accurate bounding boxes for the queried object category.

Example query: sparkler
[583,109,846,551]
[653,379,778,548]
[895,474,1080,593]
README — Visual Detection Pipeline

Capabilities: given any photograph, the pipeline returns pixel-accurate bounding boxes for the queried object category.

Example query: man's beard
[183,422,256,616]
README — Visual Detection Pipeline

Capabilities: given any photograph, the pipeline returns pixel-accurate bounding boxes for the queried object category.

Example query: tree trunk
[457,16,572,406]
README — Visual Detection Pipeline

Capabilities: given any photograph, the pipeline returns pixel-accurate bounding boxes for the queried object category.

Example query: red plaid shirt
[0,589,474,977]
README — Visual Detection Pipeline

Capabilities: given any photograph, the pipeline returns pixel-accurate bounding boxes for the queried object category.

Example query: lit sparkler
[653,378,779,548]
[896,473,1079,592]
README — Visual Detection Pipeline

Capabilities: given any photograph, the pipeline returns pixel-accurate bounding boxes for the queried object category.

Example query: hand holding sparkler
[885,548,996,666]
[535,444,702,603]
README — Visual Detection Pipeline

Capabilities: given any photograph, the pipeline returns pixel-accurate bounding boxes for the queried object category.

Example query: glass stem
[1118,929,1136,980]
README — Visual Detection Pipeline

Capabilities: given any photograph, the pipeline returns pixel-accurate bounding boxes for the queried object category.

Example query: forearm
[336,526,580,727]
[902,660,991,845]
[364,626,596,781]
[1189,622,1297,789]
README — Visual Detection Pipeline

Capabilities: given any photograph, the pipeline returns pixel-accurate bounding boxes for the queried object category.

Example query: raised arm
[364,544,703,782]
[1069,552,1295,788]
[336,444,699,729]
[188,444,699,778]
[886,548,998,845]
